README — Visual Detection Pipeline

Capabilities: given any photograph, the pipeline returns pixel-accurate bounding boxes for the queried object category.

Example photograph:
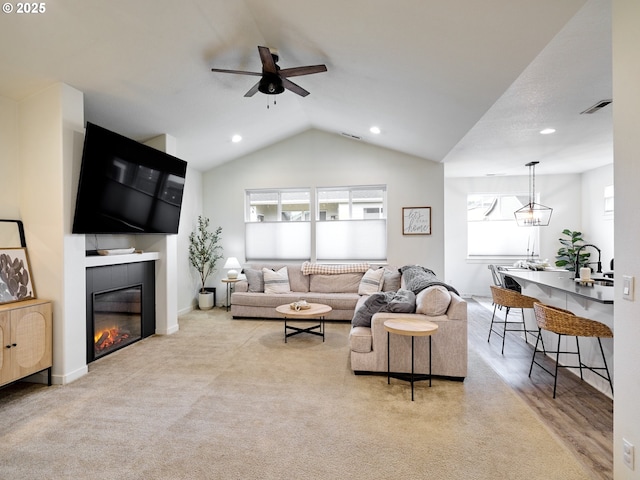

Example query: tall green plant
[189,216,223,293]
[555,229,590,271]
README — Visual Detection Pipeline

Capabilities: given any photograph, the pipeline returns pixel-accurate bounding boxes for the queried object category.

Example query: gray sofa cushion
[382,267,401,292]
[231,291,360,311]
[311,273,363,293]
[349,326,373,353]
[244,268,264,292]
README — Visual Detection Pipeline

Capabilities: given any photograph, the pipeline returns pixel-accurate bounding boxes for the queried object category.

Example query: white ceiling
[0,0,610,177]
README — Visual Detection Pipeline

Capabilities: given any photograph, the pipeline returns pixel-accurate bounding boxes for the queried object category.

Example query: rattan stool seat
[488,285,542,354]
[529,302,613,398]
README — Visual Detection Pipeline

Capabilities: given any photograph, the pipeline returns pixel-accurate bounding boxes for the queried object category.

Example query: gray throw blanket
[351,266,459,328]
[399,265,459,296]
[351,289,416,328]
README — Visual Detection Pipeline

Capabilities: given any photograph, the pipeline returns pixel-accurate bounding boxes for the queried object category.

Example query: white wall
[19,83,88,384]
[0,96,20,219]
[612,0,640,477]
[581,164,614,271]
[202,128,446,301]
[444,172,582,296]
[176,166,202,313]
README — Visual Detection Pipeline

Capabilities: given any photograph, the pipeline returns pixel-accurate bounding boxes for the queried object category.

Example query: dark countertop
[500,269,614,304]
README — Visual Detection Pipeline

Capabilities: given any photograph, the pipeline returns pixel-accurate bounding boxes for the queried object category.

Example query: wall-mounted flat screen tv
[72,122,188,234]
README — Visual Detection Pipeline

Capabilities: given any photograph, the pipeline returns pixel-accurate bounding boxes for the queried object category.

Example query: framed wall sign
[402,207,431,235]
[0,247,36,304]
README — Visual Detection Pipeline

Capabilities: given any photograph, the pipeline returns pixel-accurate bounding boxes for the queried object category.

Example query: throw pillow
[244,268,264,293]
[382,267,401,292]
[358,268,385,295]
[387,288,416,313]
[416,285,451,316]
[263,267,291,294]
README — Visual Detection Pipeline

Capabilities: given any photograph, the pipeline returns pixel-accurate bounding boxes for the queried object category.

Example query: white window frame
[316,185,387,262]
[244,185,387,262]
[467,192,540,260]
[245,188,311,261]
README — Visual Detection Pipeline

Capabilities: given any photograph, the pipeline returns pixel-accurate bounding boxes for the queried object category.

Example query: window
[244,185,387,262]
[247,190,310,222]
[316,186,386,261]
[467,193,539,258]
[245,189,311,260]
[604,185,614,214]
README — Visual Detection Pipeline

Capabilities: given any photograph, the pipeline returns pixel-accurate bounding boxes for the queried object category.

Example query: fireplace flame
[94,327,130,353]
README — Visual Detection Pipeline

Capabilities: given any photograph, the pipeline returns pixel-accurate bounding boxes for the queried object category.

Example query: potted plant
[555,229,590,272]
[189,215,223,310]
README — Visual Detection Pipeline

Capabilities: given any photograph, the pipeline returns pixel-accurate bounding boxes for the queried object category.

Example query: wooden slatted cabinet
[0,299,52,387]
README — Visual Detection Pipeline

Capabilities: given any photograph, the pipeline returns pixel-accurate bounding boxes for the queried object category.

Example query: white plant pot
[198,292,214,310]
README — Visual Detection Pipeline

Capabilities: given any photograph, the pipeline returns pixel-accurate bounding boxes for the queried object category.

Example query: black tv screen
[72,122,187,234]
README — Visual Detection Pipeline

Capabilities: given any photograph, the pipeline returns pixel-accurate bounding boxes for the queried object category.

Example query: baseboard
[52,365,89,385]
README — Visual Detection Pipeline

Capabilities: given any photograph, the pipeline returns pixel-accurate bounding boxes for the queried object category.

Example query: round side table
[221,278,240,311]
[384,318,438,401]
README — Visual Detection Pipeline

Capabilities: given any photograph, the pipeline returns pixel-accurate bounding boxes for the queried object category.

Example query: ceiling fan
[211,46,327,98]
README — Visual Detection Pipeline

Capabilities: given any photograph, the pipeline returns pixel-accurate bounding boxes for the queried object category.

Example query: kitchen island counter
[500,269,614,304]
[498,268,613,397]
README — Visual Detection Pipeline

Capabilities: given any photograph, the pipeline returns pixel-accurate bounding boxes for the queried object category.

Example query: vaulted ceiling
[0,0,611,177]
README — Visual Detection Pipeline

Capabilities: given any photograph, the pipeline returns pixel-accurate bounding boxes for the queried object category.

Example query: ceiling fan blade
[258,46,278,74]
[244,81,261,97]
[282,78,310,97]
[211,68,262,76]
[279,65,327,78]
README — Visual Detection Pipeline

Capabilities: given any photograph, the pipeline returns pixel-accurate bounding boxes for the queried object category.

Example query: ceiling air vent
[580,99,612,115]
[341,132,361,140]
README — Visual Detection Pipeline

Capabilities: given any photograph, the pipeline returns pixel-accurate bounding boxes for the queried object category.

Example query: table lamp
[224,257,241,279]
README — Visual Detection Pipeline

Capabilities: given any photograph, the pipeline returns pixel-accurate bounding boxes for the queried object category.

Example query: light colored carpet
[0,305,590,479]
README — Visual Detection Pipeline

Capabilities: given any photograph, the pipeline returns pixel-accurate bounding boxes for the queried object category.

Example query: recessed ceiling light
[540,128,556,135]
[369,126,381,135]
[231,134,242,143]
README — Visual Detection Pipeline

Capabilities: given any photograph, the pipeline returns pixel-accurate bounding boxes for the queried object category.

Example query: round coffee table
[384,318,438,400]
[275,303,332,343]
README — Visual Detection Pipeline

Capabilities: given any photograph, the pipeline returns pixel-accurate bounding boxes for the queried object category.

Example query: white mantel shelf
[85,252,160,268]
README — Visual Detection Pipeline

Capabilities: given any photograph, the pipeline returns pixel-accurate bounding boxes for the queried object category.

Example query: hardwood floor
[467,297,613,480]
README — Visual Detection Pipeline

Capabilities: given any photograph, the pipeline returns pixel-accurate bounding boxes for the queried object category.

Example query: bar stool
[488,265,504,288]
[529,302,613,398]
[488,285,542,354]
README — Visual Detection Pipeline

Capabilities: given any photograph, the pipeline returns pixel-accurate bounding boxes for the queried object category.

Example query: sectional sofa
[229,262,467,379]
[230,262,400,320]
[349,289,467,379]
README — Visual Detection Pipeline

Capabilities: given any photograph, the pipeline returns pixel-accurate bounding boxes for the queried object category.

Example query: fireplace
[86,261,156,363]
[92,285,142,359]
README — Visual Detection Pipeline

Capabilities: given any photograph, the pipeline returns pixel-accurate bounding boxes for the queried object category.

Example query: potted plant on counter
[555,229,590,272]
[189,215,223,310]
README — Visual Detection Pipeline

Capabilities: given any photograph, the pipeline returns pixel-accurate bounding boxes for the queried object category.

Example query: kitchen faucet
[574,244,602,278]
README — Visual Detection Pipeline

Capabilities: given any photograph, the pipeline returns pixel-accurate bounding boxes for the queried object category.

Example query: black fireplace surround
[86,261,156,363]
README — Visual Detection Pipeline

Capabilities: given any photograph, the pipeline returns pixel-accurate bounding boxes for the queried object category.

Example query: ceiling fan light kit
[211,46,327,99]
[259,74,284,95]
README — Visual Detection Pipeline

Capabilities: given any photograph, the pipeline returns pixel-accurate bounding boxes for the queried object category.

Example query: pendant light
[514,161,553,227]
